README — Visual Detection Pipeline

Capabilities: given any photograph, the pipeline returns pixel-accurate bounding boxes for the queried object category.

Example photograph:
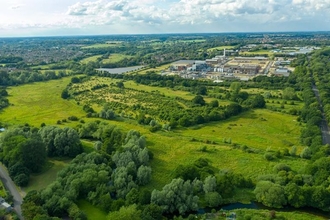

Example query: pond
[96,66,144,74]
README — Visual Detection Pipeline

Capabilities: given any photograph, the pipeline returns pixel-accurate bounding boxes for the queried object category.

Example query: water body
[196,202,330,219]
[96,66,144,74]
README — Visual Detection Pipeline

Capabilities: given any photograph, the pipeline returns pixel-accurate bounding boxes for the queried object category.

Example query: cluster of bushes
[22,130,153,219]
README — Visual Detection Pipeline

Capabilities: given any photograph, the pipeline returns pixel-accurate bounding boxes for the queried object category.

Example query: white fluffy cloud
[0,0,329,36]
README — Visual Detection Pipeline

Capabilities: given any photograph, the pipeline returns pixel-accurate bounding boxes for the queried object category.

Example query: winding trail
[0,164,23,219]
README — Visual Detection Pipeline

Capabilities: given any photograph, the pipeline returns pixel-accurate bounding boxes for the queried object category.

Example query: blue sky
[0,0,329,37]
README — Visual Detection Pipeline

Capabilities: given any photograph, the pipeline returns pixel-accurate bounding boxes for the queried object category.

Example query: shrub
[264,153,275,161]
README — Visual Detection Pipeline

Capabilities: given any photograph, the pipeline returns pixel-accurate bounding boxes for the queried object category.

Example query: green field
[77,200,107,220]
[207,45,236,52]
[0,176,7,198]
[23,159,71,192]
[143,109,306,189]
[0,77,311,214]
[81,43,122,49]
[240,50,274,56]
[81,53,133,64]
[133,63,170,74]
[0,77,86,126]
[102,53,133,63]
[80,55,102,64]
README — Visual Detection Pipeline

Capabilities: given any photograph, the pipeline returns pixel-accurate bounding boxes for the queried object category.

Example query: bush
[264,153,275,161]
[68,116,79,121]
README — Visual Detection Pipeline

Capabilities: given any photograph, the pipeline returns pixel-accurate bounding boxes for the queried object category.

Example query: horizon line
[1,30,330,39]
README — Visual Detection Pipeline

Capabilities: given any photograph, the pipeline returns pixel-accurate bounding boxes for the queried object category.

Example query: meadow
[240,50,274,56]
[23,159,71,192]
[80,53,133,64]
[0,77,86,126]
[207,45,236,52]
[81,43,122,49]
[0,77,309,194]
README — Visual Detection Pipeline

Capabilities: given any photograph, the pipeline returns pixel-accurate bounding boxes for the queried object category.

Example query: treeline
[0,125,83,186]
[0,70,70,86]
[309,48,330,123]
[0,88,9,110]
[0,56,23,63]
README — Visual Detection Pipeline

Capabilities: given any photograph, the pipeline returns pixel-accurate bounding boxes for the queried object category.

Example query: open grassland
[0,77,86,126]
[80,55,102,64]
[207,45,236,52]
[102,53,133,63]
[81,53,133,64]
[0,78,307,192]
[0,178,7,198]
[23,159,71,192]
[77,200,107,220]
[144,109,306,189]
[240,50,274,56]
[132,64,171,74]
[81,43,122,49]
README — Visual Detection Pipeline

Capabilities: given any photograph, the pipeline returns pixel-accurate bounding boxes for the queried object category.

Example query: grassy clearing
[81,54,133,64]
[80,55,102,64]
[0,77,86,126]
[145,109,306,189]
[207,45,235,52]
[81,43,121,49]
[77,200,107,220]
[23,159,71,192]
[30,64,53,70]
[0,179,7,198]
[240,50,274,56]
[132,64,170,75]
[102,53,133,64]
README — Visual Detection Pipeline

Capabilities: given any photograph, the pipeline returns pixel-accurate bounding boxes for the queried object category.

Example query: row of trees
[0,70,70,86]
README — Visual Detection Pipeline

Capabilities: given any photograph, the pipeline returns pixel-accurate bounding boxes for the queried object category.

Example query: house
[274,68,290,77]
[0,197,12,212]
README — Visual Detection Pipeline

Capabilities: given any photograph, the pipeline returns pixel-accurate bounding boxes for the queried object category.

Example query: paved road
[312,85,330,145]
[0,164,23,219]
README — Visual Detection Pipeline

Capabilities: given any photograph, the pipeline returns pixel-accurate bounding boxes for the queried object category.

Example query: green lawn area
[0,178,7,198]
[102,53,133,64]
[207,45,235,52]
[81,53,133,64]
[0,77,86,126]
[240,50,274,56]
[80,55,102,64]
[81,43,121,49]
[132,64,170,74]
[23,159,71,192]
[30,64,53,70]
[77,200,107,220]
